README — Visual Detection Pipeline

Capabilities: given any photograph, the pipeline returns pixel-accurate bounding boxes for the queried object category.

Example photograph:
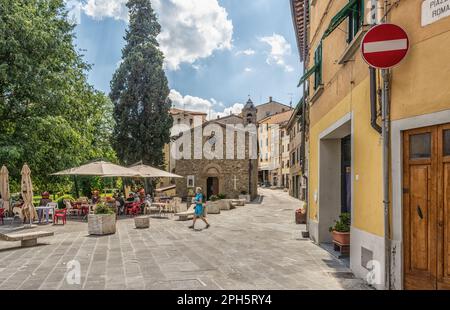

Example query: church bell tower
[242,97,257,126]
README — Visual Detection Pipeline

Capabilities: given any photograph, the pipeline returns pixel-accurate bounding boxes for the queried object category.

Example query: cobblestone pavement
[0,188,370,290]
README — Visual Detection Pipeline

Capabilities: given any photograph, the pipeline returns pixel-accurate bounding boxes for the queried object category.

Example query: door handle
[417,206,424,220]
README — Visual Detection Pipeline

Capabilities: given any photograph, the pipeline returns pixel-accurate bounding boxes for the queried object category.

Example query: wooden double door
[403,123,450,290]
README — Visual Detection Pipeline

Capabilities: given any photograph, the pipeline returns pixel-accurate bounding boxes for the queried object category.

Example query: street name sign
[422,0,450,26]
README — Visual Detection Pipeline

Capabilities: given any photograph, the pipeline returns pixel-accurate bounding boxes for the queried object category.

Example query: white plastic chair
[45,202,58,223]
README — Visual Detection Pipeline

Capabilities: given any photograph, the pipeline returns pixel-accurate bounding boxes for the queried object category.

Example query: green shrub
[94,203,115,215]
[329,212,351,233]
[209,195,219,201]
[217,193,226,200]
[240,190,248,195]
[57,195,75,209]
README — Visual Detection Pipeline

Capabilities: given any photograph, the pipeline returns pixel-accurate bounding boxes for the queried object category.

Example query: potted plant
[295,202,307,224]
[238,190,251,203]
[88,203,116,235]
[329,212,351,245]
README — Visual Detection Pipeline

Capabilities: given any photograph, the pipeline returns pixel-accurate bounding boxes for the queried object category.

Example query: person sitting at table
[37,191,52,223]
[12,194,24,214]
[114,192,125,215]
[92,190,100,204]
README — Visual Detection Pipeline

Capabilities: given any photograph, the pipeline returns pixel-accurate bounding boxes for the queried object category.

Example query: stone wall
[173,123,258,201]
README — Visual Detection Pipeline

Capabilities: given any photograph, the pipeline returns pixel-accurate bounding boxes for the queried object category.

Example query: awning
[155,185,176,192]
[298,65,316,87]
[52,161,141,177]
[129,164,183,178]
[323,0,358,39]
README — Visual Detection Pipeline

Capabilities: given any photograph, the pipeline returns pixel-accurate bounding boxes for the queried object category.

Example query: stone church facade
[172,99,259,201]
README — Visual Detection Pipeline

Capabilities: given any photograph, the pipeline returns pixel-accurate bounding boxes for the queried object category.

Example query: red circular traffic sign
[361,23,409,69]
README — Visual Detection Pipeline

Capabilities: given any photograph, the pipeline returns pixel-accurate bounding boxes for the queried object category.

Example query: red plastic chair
[130,203,141,217]
[0,208,4,225]
[53,209,67,225]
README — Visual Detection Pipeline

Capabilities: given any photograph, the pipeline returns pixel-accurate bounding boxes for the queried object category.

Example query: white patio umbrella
[21,164,37,226]
[0,165,10,214]
[51,161,141,177]
[129,164,183,178]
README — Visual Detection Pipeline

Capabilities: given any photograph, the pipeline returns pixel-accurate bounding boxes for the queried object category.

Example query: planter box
[239,195,251,203]
[134,216,150,229]
[220,199,234,210]
[332,231,350,245]
[88,214,116,235]
[205,202,221,214]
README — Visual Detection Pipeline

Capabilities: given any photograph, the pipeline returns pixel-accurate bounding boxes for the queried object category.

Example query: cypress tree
[110,0,172,169]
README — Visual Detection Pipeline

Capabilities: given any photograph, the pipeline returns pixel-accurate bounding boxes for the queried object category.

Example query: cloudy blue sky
[67,0,303,118]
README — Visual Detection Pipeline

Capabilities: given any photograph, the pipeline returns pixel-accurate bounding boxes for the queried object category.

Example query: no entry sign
[361,23,409,69]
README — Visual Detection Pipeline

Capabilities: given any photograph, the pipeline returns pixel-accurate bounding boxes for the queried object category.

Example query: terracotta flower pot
[332,230,350,245]
[295,209,307,224]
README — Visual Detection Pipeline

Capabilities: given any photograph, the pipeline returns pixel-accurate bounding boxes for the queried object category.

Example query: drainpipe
[370,68,382,134]
[301,0,310,237]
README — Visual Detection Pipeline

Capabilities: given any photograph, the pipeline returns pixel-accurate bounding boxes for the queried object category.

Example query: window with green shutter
[347,0,364,43]
[314,41,322,90]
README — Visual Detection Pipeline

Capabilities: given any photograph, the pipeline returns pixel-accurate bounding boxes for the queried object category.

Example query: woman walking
[189,187,210,229]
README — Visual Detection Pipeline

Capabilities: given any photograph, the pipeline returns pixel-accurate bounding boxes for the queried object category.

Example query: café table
[35,205,55,224]
[151,202,169,217]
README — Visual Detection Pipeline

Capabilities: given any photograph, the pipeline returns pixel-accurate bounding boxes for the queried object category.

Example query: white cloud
[217,103,244,119]
[169,90,243,121]
[82,0,129,22]
[72,0,233,70]
[235,49,256,56]
[244,67,253,73]
[169,89,213,113]
[153,0,233,70]
[259,34,294,72]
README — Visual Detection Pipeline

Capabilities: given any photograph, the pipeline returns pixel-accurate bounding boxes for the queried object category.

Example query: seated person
[37,191,52,222]
[39,192,52,206]
[114,193,125,215]
[126,193,135,202]
[91,191,100,204]
[12,194,25,221]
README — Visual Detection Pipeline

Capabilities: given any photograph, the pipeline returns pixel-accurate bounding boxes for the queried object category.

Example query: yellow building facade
[292,0,450,289]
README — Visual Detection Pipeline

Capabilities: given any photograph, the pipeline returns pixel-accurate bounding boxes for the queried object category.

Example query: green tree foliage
[0,0,116,193]
[110,0,172,168]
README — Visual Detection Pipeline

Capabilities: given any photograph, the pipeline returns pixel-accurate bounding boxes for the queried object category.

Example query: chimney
[269,96,273,102]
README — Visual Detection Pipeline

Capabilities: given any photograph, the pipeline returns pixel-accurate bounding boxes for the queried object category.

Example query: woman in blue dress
[189,187,210,229]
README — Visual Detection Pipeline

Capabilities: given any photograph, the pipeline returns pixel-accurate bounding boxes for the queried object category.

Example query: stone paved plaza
[0,188,370,290]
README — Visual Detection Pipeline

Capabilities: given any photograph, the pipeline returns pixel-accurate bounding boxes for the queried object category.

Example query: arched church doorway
[207,177,219,200]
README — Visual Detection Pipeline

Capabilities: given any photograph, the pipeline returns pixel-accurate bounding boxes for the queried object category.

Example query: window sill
[310,85,324,104]
[337,25,370,65]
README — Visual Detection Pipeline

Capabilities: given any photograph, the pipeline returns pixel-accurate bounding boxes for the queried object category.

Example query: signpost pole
[381,67,391,290]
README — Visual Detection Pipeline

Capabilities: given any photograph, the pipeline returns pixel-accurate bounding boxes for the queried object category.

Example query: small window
[314,41,323,90]
[189,119,193,126]
[444,130,450,156]
[410,133,431,159]
[347,0,364,43]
